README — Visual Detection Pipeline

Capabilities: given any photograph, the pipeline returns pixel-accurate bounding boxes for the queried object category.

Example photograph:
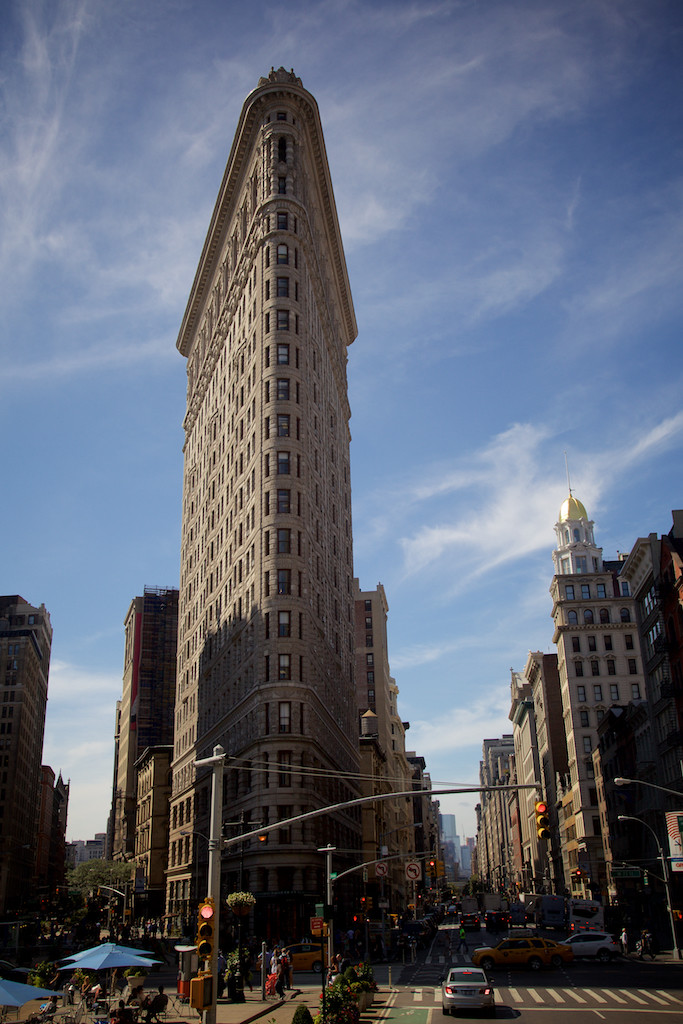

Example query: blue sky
[2,0,683,843]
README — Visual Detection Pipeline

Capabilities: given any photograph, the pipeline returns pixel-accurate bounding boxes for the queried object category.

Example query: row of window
[566,607,631,625]
[574,658,638,677]
[575,682,641,702]
[571,634,634,653]
[565,582,630,599]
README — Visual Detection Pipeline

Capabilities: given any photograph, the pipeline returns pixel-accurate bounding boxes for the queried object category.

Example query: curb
[219,988,303,1024]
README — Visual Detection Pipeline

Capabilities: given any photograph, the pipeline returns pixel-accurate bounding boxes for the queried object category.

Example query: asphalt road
[378,921,683,1024]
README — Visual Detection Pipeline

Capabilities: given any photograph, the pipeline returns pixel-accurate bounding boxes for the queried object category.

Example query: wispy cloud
[408,684,513,754]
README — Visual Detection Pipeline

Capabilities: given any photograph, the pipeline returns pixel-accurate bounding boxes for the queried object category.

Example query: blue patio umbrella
[0,978,57,1008]
[58,950,160,972]
[60,943,156,965]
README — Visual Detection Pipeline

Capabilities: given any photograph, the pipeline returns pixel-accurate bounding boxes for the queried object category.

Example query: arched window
[620,607,631,623]
[584,609,594,624]
[600,608,610,623]
[564,529,570,544]
[278,136,287,163]
[573,528,581,542]
[568,610,578,625]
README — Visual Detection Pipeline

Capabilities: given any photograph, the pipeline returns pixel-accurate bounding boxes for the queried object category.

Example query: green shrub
[292,1005,314,1024]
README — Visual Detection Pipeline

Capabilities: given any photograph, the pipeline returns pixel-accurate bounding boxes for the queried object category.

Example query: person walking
[457,923,468,954]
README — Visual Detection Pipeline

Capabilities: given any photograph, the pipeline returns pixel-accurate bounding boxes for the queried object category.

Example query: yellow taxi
[278,943,329,973]
[471,936,573,971]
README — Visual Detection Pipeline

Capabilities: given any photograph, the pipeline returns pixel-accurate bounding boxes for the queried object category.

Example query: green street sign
[612,867,641,878]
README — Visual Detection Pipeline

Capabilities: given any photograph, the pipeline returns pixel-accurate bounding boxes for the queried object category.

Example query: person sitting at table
[144,986,168,1024]
[110,999,136,1024]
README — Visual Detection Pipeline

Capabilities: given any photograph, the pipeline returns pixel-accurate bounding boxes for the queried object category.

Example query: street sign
[375,861,388,878]
[405,861,421,881]
[612,867,641,878]
[310,916,324,932]
[670,857,683,873]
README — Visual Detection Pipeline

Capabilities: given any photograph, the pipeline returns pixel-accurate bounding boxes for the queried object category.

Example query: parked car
[560,932,620,962]
[258,943,329,974]
[471,936,573,971]
[0,960,30,982]
[441,966,495,1015]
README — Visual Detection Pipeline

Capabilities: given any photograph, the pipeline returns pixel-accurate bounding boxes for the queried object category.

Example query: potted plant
[226,890,256,916]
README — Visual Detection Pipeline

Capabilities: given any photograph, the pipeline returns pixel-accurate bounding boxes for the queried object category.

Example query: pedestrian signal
[196,897,216,961]
[535,801,551,840]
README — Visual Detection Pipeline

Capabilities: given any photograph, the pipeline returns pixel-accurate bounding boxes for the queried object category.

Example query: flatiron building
[166,68,362,935]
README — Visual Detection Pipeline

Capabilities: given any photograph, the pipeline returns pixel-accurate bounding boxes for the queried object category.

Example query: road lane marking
[656,991,683,1003]
[564,989,587,1003]
[606,990,627,1003]
[638,990,668,1004]
[545,988,564,1003]
[619,989,647,1004]
[527,988,543,1003]
[508,988,523,1003]
[584,989,607,1003]
[412,989,423,1001]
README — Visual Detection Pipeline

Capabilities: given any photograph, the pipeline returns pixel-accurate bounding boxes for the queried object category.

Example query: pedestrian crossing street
[409,984,683,1010]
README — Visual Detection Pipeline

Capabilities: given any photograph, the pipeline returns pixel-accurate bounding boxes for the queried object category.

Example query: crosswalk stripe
[638,990,668,1005]
[508,989,523,1003]
[606,990,627,1003]
[527,989,544,1003]
[564,989,587,1003]
[432,989,440,1002]
[619,989,647,1004]
[413,989,423,1001]
[545,988,564,1003]
[584,989,607,1003]
[656,990,683,1003]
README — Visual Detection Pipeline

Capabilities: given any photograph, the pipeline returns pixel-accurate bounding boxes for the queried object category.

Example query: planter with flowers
[226,890,256,916]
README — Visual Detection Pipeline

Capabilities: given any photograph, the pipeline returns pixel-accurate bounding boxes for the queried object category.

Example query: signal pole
[195,744,225,1024]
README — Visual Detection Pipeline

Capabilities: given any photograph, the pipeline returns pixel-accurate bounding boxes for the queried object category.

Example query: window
[625,634,634,650]
[580,710,590,727]
[568,610,578,625]
[277,344,289,365]
[368,688,375,703]
[277,414,290,436]
[610,684,619,701]
[572,636,581,653]
[278,569,291,595]
[278,654,291,680]
[584,609,594,624]
[279,702,291,733]
[597,583,606,598]
[277,451,291,474]
[600,608,610,623]
[366,670,374,684]
[277,528,291,553]
[277,309,289,331]
[577,685,586,702]
[604,635,613,651]
[277,244,289,264]
[583,736,593,753]
[621,581,630,597]
[576,555,587,573]
[278,176,287,194]
[561,557,570,574]
[277,211,288,230]
[278,611,291,637]
[591,660,600,676]
[631,683,641,699]
[365,616,372,629]
[581,584,591,599]
[277,378,290,400]
[593,684,603,701]
[366,653,374,666]
[277,489,290,513]
[575,661,584,677]
[565,585,575,600]
[588,636,596,652]
[620,608,631,622]
[573,528,581,542]
[278,754,291,790]
[607,660,616,675]
[276,278,289,298]
[365,634,373,647]
[628,658,637,675]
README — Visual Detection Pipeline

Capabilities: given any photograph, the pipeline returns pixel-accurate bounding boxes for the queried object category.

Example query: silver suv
[561,932,620,962]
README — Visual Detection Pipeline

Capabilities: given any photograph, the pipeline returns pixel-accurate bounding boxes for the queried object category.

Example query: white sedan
[441,967,495,1015]
[560,932,620,961]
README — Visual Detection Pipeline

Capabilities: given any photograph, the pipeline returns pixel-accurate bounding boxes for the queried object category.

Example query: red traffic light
[535,801,548,815]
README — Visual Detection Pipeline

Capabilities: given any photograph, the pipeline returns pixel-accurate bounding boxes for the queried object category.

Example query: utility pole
[195,744,225,1024]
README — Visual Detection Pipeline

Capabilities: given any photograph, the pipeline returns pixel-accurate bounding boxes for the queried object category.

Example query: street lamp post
[194,745,225,1024]
[617,814,681,960]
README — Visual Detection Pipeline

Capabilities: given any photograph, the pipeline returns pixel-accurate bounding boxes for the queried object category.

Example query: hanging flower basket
[226,891,256,916]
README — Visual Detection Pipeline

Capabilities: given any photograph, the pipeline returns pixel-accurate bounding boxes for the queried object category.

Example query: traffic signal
[643,871,649,887]
[535,800,551,840]
[196,897,216,961]
[573,869,583,880]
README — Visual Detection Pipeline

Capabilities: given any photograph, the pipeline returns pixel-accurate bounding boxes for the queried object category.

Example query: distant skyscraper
[111,586,178,861]
[0,595,53,914]
[166,69,361,935]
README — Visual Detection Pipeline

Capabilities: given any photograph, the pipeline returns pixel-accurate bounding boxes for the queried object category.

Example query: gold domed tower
[552,491,601,576]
